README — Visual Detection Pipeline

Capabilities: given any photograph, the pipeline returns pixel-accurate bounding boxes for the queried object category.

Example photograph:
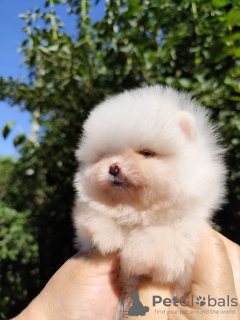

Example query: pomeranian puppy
[73,85,226,312]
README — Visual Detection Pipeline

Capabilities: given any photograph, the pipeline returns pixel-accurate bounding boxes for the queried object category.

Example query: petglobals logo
[120,292,239,318]
[153,295,239,308]
[153,294,239,317]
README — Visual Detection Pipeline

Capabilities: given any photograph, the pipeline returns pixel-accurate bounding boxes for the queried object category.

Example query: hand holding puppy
[12,228,240,320]
[128,227,240,320]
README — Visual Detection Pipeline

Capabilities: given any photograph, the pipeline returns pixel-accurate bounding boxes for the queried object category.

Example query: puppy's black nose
[109,163,122,176]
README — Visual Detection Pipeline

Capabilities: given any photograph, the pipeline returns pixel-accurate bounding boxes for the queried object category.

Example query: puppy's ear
[175,111,198,141]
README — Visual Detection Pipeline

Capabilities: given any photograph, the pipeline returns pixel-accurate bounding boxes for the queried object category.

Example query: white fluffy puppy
[73,85,226,300]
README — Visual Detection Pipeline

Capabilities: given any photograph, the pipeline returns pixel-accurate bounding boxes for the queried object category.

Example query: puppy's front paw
[92,221,123,255]
[121,230,155,276]
[173,275,192,299]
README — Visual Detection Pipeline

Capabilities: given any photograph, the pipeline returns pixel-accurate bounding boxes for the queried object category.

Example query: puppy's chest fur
[74,199,206,297]
[82,197,181,228]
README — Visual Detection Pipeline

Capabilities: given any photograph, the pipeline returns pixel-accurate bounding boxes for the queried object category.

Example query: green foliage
[0,157,14,200]
[0,202,38,317]
[0,0,240,317]
[0,203,38,262]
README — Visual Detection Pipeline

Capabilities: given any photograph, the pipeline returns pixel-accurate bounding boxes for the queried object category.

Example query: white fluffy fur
[72,85,226,317]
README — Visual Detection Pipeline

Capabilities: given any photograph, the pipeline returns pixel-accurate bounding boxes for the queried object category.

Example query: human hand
[127,227,240,319]
[12,227,240,320]
[12,250,120,320]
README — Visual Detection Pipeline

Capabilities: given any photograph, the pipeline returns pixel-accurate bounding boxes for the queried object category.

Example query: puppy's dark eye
[139,151,156,157]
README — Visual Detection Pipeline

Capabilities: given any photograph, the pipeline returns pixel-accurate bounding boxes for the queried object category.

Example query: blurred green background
[0,0,240,318]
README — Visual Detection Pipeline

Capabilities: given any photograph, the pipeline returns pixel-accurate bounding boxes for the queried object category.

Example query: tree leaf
[212,0,230,7]
[13,134,26,147]
[48,44,59,52]
[2,121,16,139]
[178,78,191,89]
[227,9,240,28]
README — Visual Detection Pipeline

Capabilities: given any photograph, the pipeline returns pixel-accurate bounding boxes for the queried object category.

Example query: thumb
[70,249,120,277]
[31,251,120,320]
[190,227,236,298]
[170,227,239,320]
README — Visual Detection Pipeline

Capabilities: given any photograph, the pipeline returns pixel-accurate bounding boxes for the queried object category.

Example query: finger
[70,249,120,277]
[216,230,240,302]
[127,277,172,320]
[191,226,236,298]
[169,227,239,320]
[43,251,120,320]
